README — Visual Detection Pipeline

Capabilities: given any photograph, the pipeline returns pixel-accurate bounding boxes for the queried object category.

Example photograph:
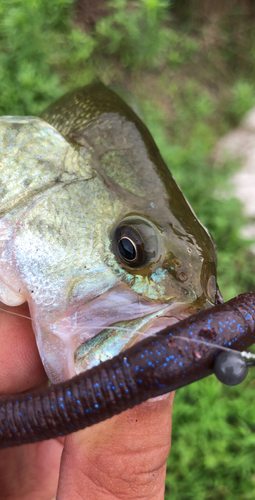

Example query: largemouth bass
[0,83,218,384]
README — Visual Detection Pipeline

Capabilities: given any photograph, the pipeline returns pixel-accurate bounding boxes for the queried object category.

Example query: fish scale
[0,84,217,394]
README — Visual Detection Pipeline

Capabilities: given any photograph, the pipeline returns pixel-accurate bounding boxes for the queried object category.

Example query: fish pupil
[118,237,137,261]
[115,220,155,268]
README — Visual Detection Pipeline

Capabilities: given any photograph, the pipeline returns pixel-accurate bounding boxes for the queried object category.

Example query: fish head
[0,84,218,383]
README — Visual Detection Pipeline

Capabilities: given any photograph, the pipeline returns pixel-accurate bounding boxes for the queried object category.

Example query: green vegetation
[168,371,255,500]
[1,0,255,497]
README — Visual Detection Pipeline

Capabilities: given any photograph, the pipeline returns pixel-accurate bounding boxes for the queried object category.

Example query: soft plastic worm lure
[1,291,255,449]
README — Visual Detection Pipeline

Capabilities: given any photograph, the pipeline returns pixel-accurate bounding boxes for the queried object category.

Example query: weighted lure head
[214,351,248,386]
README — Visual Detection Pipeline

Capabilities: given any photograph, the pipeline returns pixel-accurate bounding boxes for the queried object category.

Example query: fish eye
[115,219,158,269]
[117,226,144,266]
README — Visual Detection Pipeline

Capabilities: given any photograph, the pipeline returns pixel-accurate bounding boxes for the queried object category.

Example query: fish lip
[74,304,172,369]
[32,280,215,383]
[74,300,214,374]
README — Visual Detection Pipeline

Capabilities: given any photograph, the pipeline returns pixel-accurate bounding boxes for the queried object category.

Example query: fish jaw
[30,283,168,383]
[73,297,215,376]
[29,282,215,384]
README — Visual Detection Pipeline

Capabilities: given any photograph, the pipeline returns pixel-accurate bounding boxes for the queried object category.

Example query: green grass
[1,1,255,498]
[168,372,255,499]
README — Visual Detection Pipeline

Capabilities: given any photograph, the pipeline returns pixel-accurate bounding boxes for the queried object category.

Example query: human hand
[0,303,174,500]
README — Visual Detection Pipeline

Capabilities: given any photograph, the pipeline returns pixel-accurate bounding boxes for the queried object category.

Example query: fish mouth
[73,296,213,376]
[33,283,215,383]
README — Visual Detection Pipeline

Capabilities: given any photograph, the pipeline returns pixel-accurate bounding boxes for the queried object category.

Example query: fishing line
[0,306,32,321]
[78,325,255,361]
[1,304,255,384]
[0,304,254,359]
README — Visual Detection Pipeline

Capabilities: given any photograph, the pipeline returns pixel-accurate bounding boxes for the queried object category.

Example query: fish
[0,82,219,386]
[1,290,255,448]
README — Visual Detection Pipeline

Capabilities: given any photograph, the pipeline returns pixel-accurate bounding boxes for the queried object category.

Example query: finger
[0,439,63,500]
[0,303,62,500]
[0,302,46,393]
[57,392,174,500]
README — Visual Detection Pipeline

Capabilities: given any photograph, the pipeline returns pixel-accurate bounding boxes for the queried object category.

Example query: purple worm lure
[0,291,255,449]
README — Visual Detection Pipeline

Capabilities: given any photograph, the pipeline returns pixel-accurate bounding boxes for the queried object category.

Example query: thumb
[57,392,174,500]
